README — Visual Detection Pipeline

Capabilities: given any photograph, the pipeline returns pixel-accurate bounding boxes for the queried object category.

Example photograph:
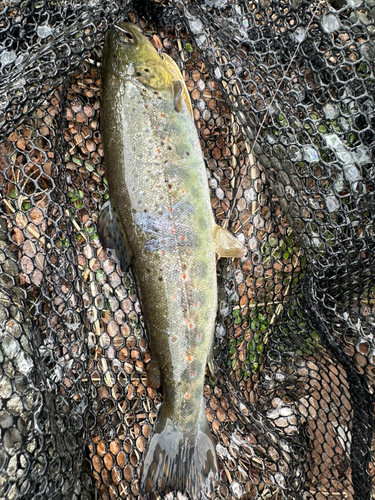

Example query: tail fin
[139,415,218,499]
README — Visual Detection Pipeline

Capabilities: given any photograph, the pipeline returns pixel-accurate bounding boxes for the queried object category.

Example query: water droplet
[2,336,20,359]
[1,50,16,68]
[215,324,225,338]
[303,146,319,163]
[37,25,52,39]
[325,133,344,151]
[361,43,375,62]
[294,27,306,43]
[188,18,204,34]
[15,351,33,375]
[231,482,243,499]
[205,0,228,7]
[322,14,340,33]
[325,196,340,213]
[347,0,362,7]
[344,164,362,183]
[323,103,339,119]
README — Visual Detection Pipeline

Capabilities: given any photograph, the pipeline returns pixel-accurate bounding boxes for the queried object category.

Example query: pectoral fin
[213,224,247,259]
[162,53,193,116]
[98,199,133,273]
[173,80,183,113]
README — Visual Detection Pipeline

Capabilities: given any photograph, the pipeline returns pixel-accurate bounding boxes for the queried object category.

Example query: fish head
[103,22,173,90]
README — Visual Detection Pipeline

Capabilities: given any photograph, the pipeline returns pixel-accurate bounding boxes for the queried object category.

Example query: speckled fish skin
[101,23,218,498]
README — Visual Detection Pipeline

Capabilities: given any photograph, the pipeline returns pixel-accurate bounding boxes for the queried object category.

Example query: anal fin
[213,224,247,259]
[98,199,133,273]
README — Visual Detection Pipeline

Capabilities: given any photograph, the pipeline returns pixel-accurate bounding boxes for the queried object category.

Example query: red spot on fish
[186,318,190,323]
[161,113,165,117]
[187,355,192,362]
[169,207,172,211]
[156,125,159,130]
[194,303,198,307]
[190,371,196,378]
[157,149,161,154]
[180,236,185,241]
[144,104,148,109]
[189,323,193,328]
[171,227,175,234]
[185,393,190,398]
[167,138,170,142]
[182,273,186,279]
[181,190,184,194]
[173,159,176,162]
[161,250,165,256]
[197,333,201,340]
[173,295,177,300]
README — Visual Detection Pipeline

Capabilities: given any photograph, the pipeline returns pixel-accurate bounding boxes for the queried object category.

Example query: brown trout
[99,22,245,498]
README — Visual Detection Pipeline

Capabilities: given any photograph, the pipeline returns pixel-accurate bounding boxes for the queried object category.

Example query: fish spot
[180,236,185,241]
[171,227,175,234]
[181,190,184,194]
[190,371,196,378]
[161,113,165,117]
[172,336,177,342]
[158,276,163,281]
[186,152,190,155]
[168,184,172,189]
[182,273,186,279]
[187,355,192,362]
[197,333,202,340]
[185,393,190,399]
[168,207,172,211]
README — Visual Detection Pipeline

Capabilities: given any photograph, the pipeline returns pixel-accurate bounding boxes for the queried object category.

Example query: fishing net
[1,0,374,499]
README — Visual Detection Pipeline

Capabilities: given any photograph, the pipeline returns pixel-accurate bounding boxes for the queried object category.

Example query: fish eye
[114,25,135,43]
[122,31,134,42]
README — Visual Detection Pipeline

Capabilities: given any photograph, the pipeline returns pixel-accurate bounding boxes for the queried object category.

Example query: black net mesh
[1,0,375,499]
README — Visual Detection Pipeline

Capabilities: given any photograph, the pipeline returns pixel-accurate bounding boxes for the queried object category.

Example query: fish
[99,22,245,498]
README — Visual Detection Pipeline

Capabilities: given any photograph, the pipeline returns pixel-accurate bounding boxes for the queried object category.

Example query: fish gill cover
[0,0,374,499]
